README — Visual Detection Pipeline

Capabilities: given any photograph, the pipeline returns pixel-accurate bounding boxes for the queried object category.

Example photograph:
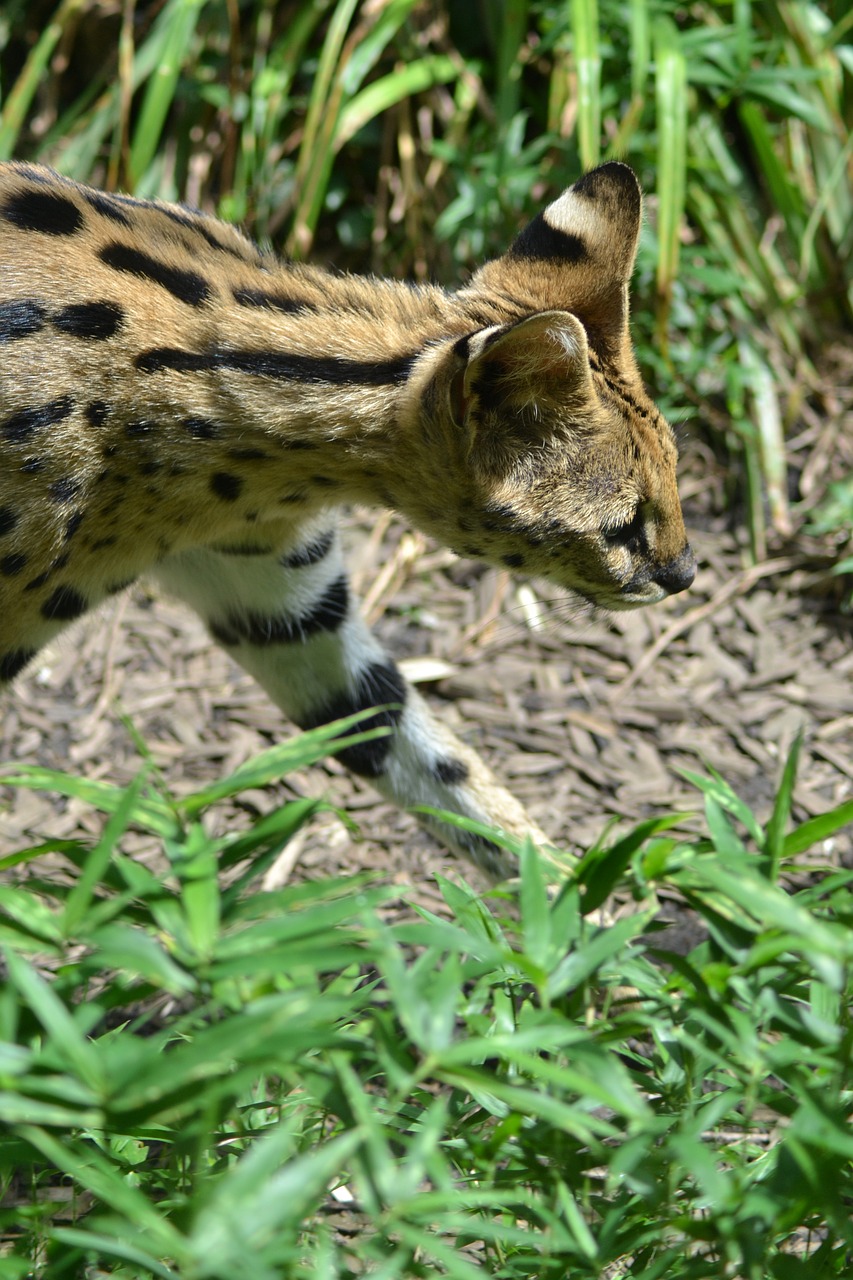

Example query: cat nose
[654,545,696,595]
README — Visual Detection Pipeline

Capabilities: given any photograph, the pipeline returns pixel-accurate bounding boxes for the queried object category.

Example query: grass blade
[0,0,87,160]
[654,16,687,347]
[571,0,601,169]
[128,0,206,187]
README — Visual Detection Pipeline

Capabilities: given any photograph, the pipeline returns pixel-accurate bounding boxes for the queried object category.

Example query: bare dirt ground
[1,358,851,923]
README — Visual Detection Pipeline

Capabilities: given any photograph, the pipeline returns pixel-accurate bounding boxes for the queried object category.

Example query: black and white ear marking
[509,212,589,264]
[509,161,642,278]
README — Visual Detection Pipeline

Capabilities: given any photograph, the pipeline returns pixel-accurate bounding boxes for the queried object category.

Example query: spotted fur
[0,160,694,875]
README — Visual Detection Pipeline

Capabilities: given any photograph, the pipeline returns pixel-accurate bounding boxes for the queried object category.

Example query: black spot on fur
[3,189,83,236]
[227,447,267,461]
[297,575,349,636]
[84,191,133,225]
[233,286,317,313]
[156,204,247,258]
[481,502,519,532]
[453,333,473,361]
[41,585,87,621]
[183,416,219,439]
[210,472,242,502]
[21,457,43,474]
[48,477,81,503]
[99,243,212,306]
[53,301,124,340]
[212,541,272,556]
[0,552,27,575]
[297,660,408,778]
[137,346,415,385]
[2,396,74,444]
[85,401,110,427]
[0,648,36,682]
[0,508,18,536]
[137,348,215,374]
[509,211,587,263]
[125,420,157,437]
[210,574,349,648]
[64,511,85,541]
[501,552,526,568]
[280,529,335,569]
[433,758,470,787]
[0,299,46,342]
[9,164,51,184]
[216,348,417,386]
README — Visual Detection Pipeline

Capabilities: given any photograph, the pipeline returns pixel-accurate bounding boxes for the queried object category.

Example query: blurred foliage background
[0,0,851,564]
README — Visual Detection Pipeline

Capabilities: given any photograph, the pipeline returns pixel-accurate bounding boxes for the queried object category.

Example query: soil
[1,359,851,930]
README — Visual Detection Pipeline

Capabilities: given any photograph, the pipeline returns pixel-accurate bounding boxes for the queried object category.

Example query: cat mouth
[610,583,669,609]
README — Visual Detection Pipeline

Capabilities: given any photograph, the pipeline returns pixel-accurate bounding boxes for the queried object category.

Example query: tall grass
[1,734,852,1276]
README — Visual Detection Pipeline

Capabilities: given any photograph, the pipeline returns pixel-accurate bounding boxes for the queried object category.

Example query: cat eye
[602,507,645,548]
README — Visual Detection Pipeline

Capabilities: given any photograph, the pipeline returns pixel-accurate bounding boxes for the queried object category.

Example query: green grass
[1,729,852,1277]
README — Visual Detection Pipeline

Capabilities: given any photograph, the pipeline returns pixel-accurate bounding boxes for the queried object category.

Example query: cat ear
[504,162,642,358]
[449,310,594,434]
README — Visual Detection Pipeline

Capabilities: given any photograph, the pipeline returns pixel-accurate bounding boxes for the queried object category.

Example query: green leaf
[520,836,552,971]
[679,767,765,845]
[88,922,195,995]
[61,770,150,936]
[179,715,392,815]
[337,56,458,148]
[190,1119,361,1266]
[0,765,181,838]
[0,1092,101,1128]
[128,0,207,186]
[21,1125,190,1261]
[3,950,107,1094]
[654,16,687,332]
[51,1230,180,1280]
[577,814,687,912]
[782,799,853,858]
[765,730,803,876]
[545,910,655,1000]
[571,0,601,169]
[169,822,221,961]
